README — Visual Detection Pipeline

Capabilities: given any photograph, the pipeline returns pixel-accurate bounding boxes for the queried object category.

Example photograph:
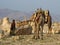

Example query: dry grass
[0,34,60,45]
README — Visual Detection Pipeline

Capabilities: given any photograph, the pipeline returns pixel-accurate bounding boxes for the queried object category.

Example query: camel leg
[41,26,43,40]
[33,24,40,39]
[32,23,36,39]
[35,24,40,39]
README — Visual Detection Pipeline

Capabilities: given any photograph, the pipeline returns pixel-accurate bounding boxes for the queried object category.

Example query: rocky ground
[0,34,60,45]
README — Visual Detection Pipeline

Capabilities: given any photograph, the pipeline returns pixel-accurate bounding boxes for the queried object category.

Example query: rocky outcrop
[15,25,32,35]
[52,22,60,34]
[1,17,11,36]
[0,30,4,39]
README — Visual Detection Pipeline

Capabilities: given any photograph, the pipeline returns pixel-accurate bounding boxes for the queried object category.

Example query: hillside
[0,9,31,21]
[0,9,60,22]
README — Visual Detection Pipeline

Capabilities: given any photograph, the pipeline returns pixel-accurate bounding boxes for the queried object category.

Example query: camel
[44,10,52,35]
[30,8,52,40]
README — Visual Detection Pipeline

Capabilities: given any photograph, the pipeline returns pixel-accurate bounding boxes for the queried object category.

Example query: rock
[1,17,11,36]
[15,25,32,35]
[12,36,20,41]
[0,30,4,39]
[52,22,60,34]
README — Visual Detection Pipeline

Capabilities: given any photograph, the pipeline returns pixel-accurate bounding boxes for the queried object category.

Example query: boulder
[0,30,4,39]
[15,25,32,35]
[12,36,20,41]
[1,17,11,36]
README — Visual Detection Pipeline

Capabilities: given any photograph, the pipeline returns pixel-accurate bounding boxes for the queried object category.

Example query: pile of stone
[0,17,11,39]
[15,25,32,35]
[52,22,60,34]
[0,30,4,39]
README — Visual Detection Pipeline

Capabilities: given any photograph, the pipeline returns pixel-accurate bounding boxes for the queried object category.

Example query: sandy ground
[0,34,60,45]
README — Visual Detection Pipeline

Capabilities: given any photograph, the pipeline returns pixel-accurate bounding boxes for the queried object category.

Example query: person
[10,19,16,36]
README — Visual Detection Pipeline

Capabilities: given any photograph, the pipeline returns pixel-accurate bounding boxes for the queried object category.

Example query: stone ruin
[52,22,60,34]
[15,20,32,35]
[0,17,11,38]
